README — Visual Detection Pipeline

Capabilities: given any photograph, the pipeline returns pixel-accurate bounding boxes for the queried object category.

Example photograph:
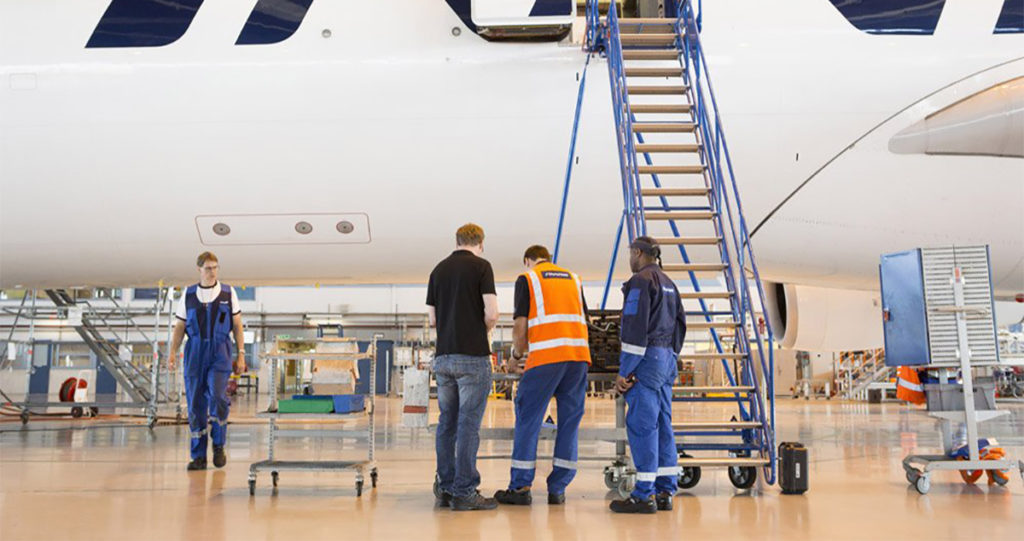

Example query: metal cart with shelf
[248,336,379,496]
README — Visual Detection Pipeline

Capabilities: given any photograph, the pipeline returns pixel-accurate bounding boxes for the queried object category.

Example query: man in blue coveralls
[170,252,246,471]
[610,237,686,514]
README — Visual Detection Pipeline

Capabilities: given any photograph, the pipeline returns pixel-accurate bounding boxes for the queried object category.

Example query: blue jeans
[433,354,492,498]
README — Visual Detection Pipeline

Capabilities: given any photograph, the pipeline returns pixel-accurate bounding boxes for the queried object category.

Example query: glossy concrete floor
[1,395,1022,541]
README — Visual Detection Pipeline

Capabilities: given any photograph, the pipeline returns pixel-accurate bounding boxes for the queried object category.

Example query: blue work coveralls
[619,264,687,499]
[183,284,235,460]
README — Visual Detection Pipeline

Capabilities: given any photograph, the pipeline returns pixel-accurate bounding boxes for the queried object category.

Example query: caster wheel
[71,406,83,419]
[728,466,757,489]
[604,470,619,489]
[356,480,364,497]
[20,411,29,425]
[371,470,378,488]
[271,472,279,488]
[616,475,635,499]
[678,466,701,489]
[248,479,256,496]
[905,469,920,485]
[915,475,931,495]
[148,419,157,430]
[89,407,99,417]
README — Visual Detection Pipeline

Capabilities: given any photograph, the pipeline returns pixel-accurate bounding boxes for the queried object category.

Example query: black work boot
[451,491,498,511]
[186,457,207,471]
[494,487,533,505]
[213,446,226,468]
[656,492,674,511]
[609,495,657,514]
[436,492,454,508]
[548,493,566,505]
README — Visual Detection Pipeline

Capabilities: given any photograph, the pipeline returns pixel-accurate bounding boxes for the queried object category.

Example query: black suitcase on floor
[779,442,808,494]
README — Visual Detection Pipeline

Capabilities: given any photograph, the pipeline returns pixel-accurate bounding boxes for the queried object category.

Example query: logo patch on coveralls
[541,271,571,280]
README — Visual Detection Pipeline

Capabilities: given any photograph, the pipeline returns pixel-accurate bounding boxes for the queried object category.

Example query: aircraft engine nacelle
[763,282,884,352]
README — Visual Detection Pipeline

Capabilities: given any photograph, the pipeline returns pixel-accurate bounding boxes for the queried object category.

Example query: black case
[779,442,808,494]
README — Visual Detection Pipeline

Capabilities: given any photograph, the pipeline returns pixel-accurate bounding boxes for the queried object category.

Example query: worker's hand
[233,354,247,375]
[168,353,178,372]
[615,375,635,394]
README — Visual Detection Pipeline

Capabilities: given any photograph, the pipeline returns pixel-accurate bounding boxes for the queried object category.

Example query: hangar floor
[1,397,1022,541]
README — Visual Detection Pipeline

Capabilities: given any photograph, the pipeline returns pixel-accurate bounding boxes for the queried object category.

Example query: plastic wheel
[20,411,29,425]
[604,470,619,489]
[356,480,364,497]
[728,466,757,489]
[915,474,931,495]
[89,407,99,417]
[905,469,920,485]
[271,471,279,488]
[616,475,635,499]
[371,470,378,488]
[248,479,256,496]
[71,406,83,419]
[678,466,701,489]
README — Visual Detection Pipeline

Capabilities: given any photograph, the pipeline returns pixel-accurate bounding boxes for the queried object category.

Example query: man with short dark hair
[609,236,686,514]
[494,245,590,506]
[427,223,499,511]
[169,251,246,471]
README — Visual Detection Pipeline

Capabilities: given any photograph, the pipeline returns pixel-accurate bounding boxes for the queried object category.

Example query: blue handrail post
[553,53,593,264]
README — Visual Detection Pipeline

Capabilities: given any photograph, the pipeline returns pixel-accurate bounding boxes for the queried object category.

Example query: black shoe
[452,491,498,511]
[656,492,673,511]
[186,457,207,471]
[494,488,532,505]
[436,492,454,508]
[213,446,226,468]
[548,493,566,505]
[609,495,657,514]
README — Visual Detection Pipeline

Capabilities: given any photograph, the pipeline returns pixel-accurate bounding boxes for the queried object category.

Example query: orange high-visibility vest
[522,262,591,371]
[896,366,926,405]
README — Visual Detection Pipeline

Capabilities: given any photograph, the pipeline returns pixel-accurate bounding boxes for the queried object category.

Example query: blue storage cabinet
[879,249,931,366]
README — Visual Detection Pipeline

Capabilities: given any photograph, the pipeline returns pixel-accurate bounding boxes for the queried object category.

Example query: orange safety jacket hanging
[896,366,926,405]
[522,262,591,371]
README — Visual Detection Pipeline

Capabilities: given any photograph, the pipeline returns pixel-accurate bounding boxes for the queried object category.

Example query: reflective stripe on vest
[896,366,926,405]
[524,262,591,370]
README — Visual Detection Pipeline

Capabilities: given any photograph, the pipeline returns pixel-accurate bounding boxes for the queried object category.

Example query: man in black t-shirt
[426,223,499,511]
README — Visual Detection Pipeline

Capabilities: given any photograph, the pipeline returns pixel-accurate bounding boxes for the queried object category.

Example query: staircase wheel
[678,466,701,489]
[728,465,757,489]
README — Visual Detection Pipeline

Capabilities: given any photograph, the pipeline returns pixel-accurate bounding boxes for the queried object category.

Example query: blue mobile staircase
[581,0,778,489]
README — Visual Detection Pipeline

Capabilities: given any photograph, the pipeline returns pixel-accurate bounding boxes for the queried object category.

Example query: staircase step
[622,50,680,60]
[674,386,754,394]
[631,105,693,115]
[678,457,770,467]
[640,187,709,196]
[627,85,688,95]
[674,421,762,430]
[688,321,740,329]
[651,236,720,245]
[679,290,733,299]
[679,353,748,360]
[618,18,679,25]
[638,165,704,175]
[645,211,715,220]
[625,67,684,77]
[632,122,696,133]
[620,33,678,45]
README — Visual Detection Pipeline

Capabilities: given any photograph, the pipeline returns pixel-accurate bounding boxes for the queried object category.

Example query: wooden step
[632,122,696,133]
[620,33,678,45]
[688,321,740,329]
[663,264,726,273]
[618,18,679,25]
[638,165,704,175]
[622,50,680,60]
[625,67,684,77]
[651,236,720,245]
[673,385,754,394]
[679,290,733,299]
[679,353,748,360]
[627,85,688,95]
[640,187,708,196]
[674,421,762,430]
[678,457,770,467]
[644,211,715,220]
[631,105,692,115]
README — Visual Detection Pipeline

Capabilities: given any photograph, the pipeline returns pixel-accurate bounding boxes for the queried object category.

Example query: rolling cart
[248,336,380,496]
